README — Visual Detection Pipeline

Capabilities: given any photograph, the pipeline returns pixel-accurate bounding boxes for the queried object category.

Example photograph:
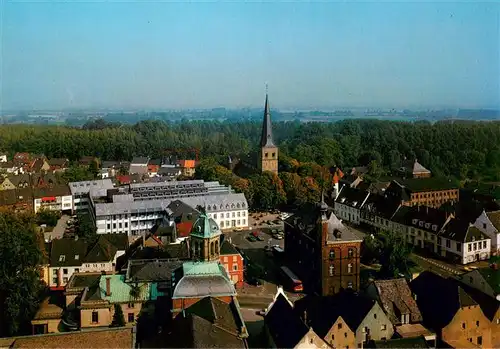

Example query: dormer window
[425,223,430,229]
[353,201,358,207]
[412,219,418,225]
[75,255,79,260]
[59,255,65,262]
[419,221,424,227]
[432,225,437,231]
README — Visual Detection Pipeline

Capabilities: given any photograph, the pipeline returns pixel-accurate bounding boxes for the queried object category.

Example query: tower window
[329,265,335,276]
[265,153,268,158]
[272,153,276,158]
[348,248,354,258]
[329,250,335,259]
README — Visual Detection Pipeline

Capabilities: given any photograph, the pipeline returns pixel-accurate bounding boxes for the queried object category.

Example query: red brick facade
[220,254,244,289]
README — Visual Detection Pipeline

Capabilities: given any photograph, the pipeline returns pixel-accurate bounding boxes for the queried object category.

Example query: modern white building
[473,210,500,254]
[33,185,73,214]
[69,179,249,237]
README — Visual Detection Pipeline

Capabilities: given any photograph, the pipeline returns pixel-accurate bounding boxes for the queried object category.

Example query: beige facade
[442,305,492,348]
[260,146,279,174]
[31,318,61,334]
[324,316,357,349]
[80,302,144,328]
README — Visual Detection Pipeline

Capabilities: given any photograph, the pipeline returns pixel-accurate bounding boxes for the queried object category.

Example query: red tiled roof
[176,222,194,238]
[116,175,131,184]
[178,159,196,168]
[148,164,159,173]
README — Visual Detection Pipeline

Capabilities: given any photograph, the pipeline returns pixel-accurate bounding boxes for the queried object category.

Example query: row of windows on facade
[209,211,246,219]
[219,219,246,228]
[263,152,276,158]
[412,190,457,199]
[329,263,354,276]
[91,311,135,324]
[106,213,161,220]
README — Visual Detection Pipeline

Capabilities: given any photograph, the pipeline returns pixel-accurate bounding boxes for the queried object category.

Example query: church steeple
[258,86,279,175]
[260,92,275,148]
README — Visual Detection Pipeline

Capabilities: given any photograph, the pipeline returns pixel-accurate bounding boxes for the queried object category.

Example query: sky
[1,0,499,111]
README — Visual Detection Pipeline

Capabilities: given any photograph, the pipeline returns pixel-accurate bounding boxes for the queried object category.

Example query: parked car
[233,227,243,232]
[273,233,283,240]
[256,235,265,241]
[247,235,257,242]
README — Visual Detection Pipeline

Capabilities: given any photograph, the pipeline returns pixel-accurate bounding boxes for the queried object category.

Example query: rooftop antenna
[265,82,268,95]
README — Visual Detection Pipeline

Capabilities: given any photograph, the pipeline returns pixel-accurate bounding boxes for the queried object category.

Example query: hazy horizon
[2,1,499,111]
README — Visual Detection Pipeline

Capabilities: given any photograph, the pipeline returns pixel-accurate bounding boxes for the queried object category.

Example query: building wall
[220,254,244,288]
[81,262,114,273]
[208,210,248,230]
[406,189,459,208]
[491,308,500,348]
[441,305,492,349]
[354,302,394,346]
[295,330,329,349]
[0,180,16,190]
[0,155,7,162]
[172,296,233,318]
[462,240,491,264]
[119,302,144,325]
[474,212,500,251]
[49,266,82,288]
[34,195,73,214]
[31,318,61,334]
[335,203,361,224]
[321,239,362,296]
[324,316,357,349]
[260,147,278,174]
[80,307,112,328]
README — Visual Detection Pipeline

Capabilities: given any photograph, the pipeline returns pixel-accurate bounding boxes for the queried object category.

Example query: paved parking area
[248,211,284,230]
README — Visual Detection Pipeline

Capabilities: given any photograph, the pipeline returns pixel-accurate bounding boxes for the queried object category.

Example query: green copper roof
[190,213,222,239]
[183,261,224,277]
[99,274,154,303]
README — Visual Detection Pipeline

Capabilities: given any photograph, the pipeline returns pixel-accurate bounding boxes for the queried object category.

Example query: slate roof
[478,267,500,295]
[395,178,458,193]
[362,194,402,220]
[286,203,363,243]
[397,205,450,233]
[9,327,134,348]
[410,271,478,331]
[440,218,490,243]
[335,186,370,208]
[486,210,500,231]
[372,278,422,325]
[163,311,246,348]
[260,93,276,148]
[294,291,377,337]
[84,234,128,263]
[33,184,71,198]
[265,293,309,348]
[158,167,181,176]
[126,258,184,283]
[220,239,239,255]
[50,238,88,267]
[131,157,149,165]
[30,158,48,172]
[129,164,149,175]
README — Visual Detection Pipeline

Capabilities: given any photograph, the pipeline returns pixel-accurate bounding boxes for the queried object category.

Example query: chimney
[105,277,112,296]
[74,235,79,241]
[303,310,308,325]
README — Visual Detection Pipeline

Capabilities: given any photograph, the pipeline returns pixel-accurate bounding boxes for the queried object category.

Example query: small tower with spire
[190,212,222,262]
[259,84,278,174]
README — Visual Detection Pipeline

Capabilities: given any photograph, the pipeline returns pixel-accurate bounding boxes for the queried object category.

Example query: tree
[249,172,286,210]
[110,304,126,327]
[377,231,412,279]
[0,213,45,336]
[361,234,383,265]
[36,210,61,227]
[76,213,97,245]
[129,283,142,300]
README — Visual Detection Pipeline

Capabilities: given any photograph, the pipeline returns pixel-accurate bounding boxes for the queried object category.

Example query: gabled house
[8,174,31,189]
[439,218,491,264]
[220,238,244,288]
[365,278,435,343]
[79,156,99,168]
[398,159,432,179]
[49,234,129,289]
[360,193,402,231]
[13,152,32,169]
[158,166,182,179]
[48,158,69,172]
[264,287,329,349]
[474,210,500,254]
[0,176,17,190]
[455,273,500,347]
[129,157,149,175]
[334,186,371,224]
[410,271,493,348]
[294,291,394,348]
[29,157,51,173]
[178,159,197,177]
[459,267,500,301]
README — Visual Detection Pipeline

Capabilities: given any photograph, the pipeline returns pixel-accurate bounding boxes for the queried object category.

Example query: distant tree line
[1,119,499,182]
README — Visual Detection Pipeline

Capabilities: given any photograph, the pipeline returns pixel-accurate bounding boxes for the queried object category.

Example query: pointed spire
[260,86,275,148]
